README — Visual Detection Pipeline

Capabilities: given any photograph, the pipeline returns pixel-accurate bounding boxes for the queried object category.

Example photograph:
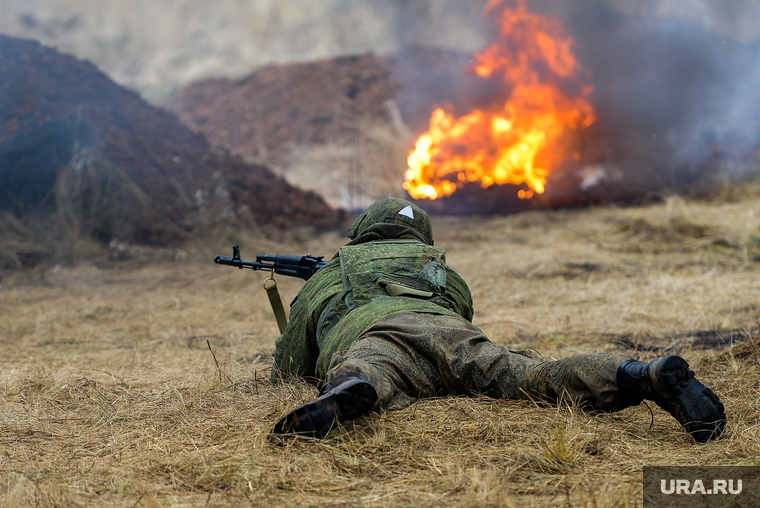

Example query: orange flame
[403,0,595,200]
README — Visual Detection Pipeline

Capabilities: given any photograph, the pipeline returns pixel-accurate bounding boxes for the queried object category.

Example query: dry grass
[2,191,760,507]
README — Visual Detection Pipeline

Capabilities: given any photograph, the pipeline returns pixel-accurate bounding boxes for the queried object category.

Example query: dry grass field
[1,190,759,507]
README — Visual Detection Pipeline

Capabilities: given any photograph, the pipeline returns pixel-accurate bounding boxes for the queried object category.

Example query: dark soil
[0,34,343,252]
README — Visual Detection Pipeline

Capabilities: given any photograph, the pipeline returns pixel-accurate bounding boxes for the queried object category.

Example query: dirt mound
[167,54,399,167]
[0,35,342,266]
[165,48,475,165]
[165,48,485,210]
[165,54,410,210]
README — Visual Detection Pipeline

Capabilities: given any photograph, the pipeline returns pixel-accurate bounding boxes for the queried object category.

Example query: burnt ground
[0,35,343,267]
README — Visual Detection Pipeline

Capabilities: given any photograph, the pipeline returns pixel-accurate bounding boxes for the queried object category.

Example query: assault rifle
[214,245,327,281]
[213,246,328,334]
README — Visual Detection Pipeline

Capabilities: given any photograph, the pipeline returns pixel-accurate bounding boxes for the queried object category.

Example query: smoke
[613,0,760,44]
[368,0,488,52]
[530,0,760,191]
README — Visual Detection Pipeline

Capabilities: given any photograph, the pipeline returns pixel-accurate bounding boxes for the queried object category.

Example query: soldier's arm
[271,295,319,383]
[270,259,343,384]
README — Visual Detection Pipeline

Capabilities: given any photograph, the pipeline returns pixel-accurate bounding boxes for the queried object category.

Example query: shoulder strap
[263,278,288,334]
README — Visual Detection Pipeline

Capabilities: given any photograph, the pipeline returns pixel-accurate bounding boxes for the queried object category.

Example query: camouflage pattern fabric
[348,197,434,245]
[326,312,634,412]
[271,239,474,384]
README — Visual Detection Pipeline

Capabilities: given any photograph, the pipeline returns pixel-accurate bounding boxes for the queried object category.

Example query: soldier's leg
[272,312,446,438]
[517,353,633,410]
[324,312,632,411]
[325,317,448,411]
[406,313,633,410]
[392,312,725,442]
[274,311,725,442]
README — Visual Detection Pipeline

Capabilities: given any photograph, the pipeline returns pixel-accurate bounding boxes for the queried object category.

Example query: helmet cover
[347,198,433,245]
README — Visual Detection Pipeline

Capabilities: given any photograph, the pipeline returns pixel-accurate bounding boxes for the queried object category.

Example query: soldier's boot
[617,355,726,443]
[272,372,378,439]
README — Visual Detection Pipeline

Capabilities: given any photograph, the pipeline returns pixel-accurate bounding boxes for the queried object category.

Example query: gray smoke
[391,0,760,194]
[524,0,760,191]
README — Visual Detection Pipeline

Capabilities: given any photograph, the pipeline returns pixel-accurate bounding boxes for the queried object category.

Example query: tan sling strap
[263,275,288,335]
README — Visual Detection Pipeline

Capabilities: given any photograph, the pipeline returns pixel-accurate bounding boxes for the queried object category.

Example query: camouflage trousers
[325,311,634,412]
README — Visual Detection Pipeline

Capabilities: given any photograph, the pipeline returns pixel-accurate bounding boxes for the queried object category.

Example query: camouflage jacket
[271,234,475,384]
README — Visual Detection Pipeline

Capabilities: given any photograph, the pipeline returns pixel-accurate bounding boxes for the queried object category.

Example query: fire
[403,0,595,200]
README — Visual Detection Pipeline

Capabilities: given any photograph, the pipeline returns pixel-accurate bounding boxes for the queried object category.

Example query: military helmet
[347,198,433,245]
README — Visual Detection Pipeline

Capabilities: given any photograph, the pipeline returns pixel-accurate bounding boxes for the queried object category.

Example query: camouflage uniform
[272,198,633,413]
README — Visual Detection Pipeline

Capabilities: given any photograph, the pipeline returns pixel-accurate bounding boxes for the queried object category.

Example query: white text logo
[660,479,742,495]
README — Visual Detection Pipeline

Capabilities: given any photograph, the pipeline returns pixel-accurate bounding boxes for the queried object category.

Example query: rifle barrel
[214,247,326,280]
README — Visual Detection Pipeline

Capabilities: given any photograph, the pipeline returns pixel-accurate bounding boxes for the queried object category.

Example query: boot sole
[649,355,726,443]
[273,379,377,439]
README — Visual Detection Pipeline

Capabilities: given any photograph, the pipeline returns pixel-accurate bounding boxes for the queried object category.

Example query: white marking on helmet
[398,205,415,219]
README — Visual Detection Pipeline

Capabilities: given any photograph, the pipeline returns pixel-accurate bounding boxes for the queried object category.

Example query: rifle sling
[263,278,288,335]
